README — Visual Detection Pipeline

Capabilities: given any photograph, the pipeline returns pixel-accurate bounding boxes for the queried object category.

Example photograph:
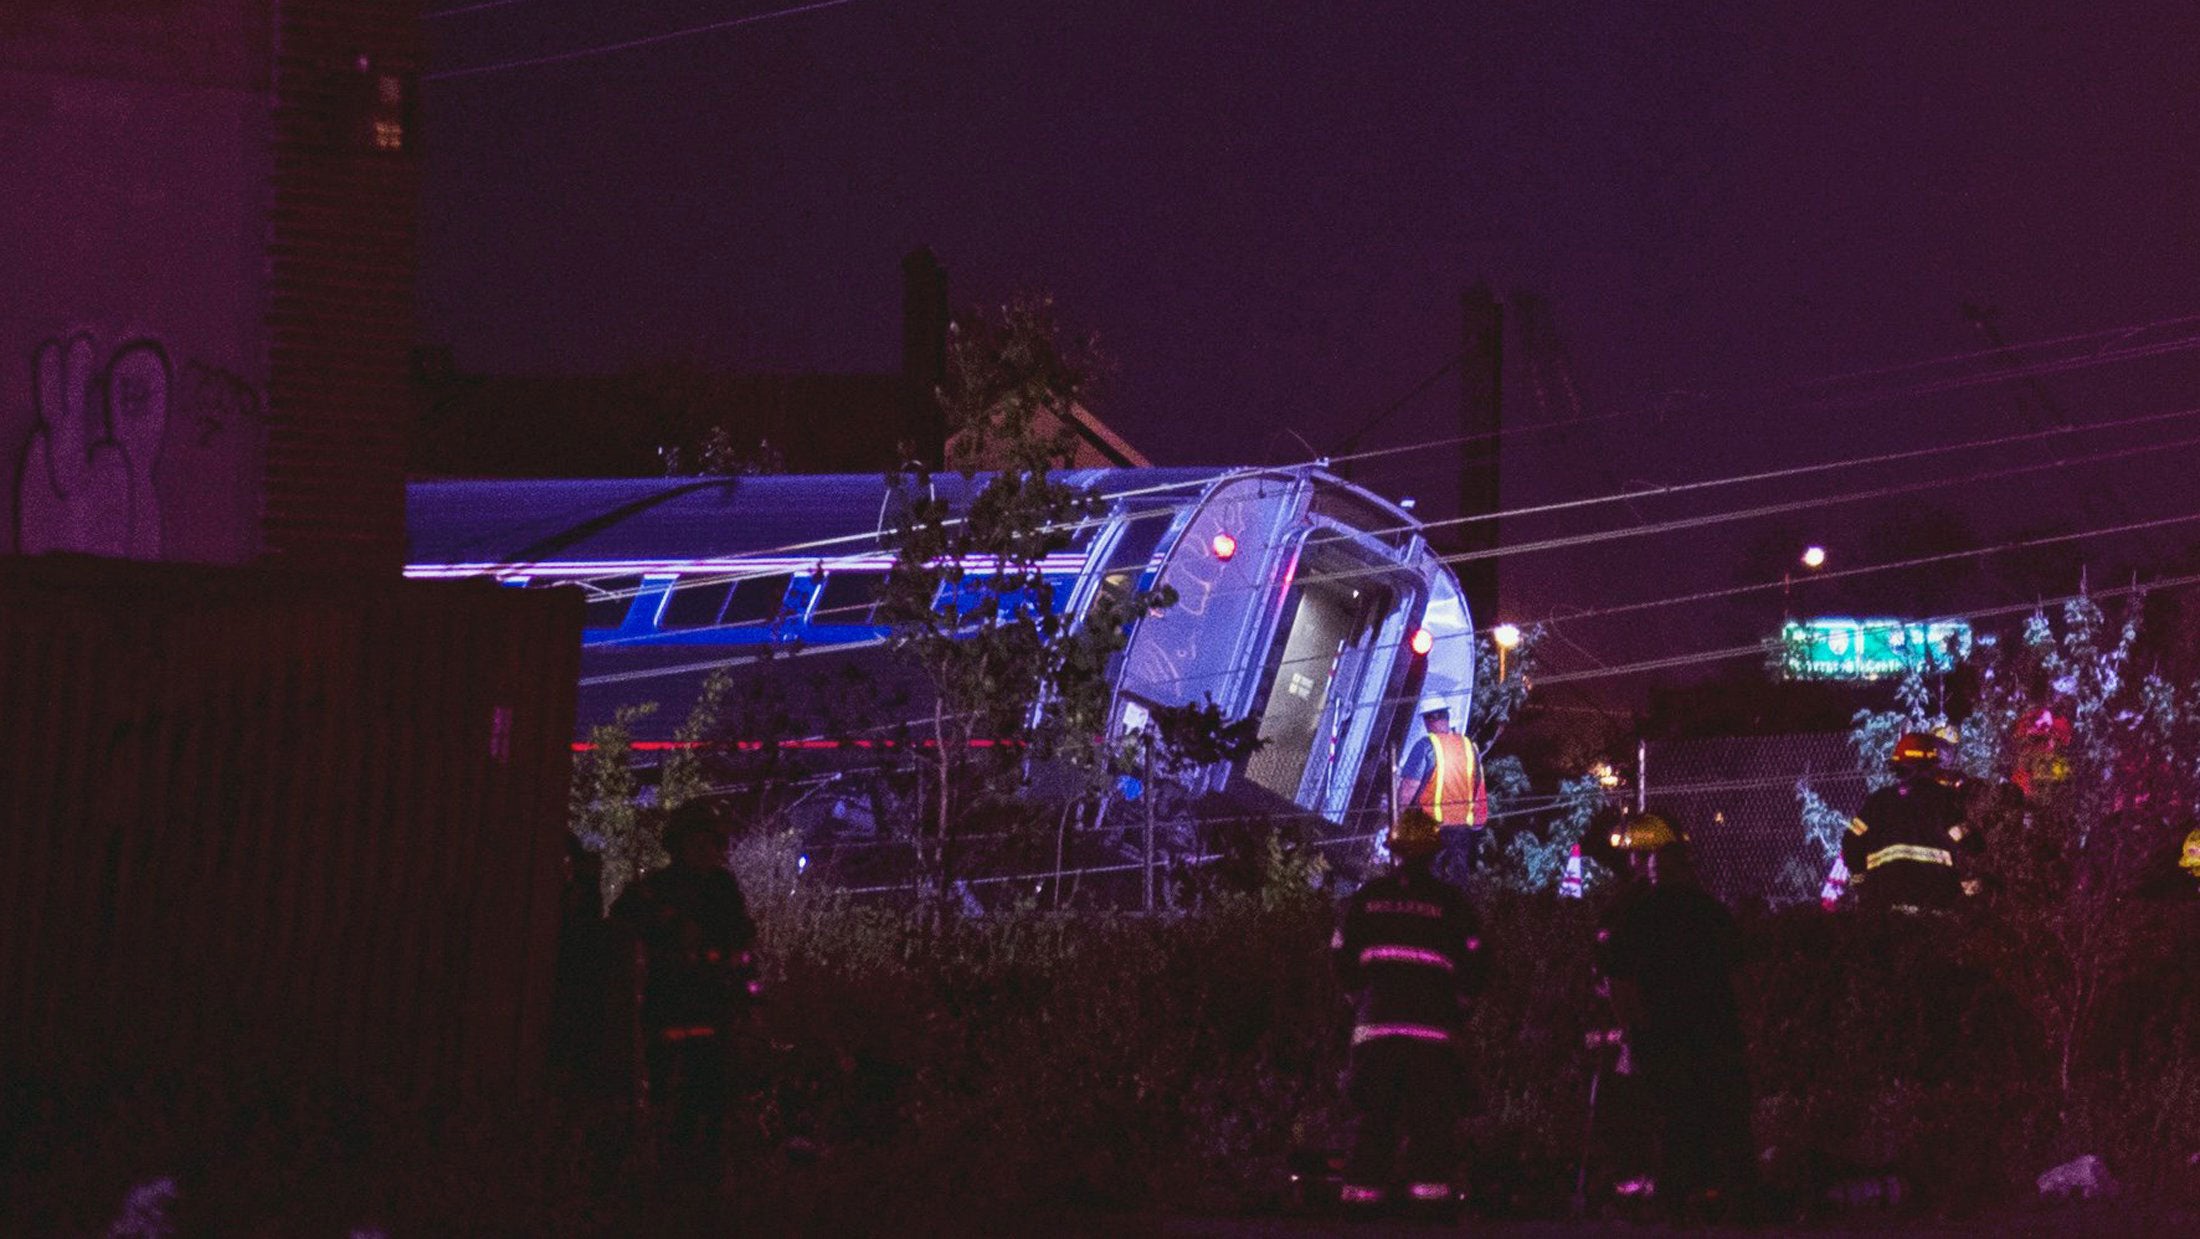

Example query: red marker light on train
[1410,627,1434,656]
[1210,532,1238,560]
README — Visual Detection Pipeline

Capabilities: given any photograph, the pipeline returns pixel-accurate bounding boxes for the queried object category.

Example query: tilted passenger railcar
[406,466,1474,830]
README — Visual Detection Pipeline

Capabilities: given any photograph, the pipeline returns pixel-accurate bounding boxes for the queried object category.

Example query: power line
[1399,427,2200,573]
[528,318,2200,596]
[426,0,862,82]
[1536,508,2200,630]
[652,494,2200,742]
[1398,400,2200,538]
[580,442,2200,692]
[473,310,2200,593]
[1330,352,1464,453]
[1531,567,2200,687]
[426,0,535,18]
[551,387,2200,612]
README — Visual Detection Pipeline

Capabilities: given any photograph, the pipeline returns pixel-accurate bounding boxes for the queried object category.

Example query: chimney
[901,248,949,469]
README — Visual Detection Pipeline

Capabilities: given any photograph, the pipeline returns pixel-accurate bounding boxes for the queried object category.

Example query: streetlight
[1492,623,1522,681]
[1784,547,1827,617]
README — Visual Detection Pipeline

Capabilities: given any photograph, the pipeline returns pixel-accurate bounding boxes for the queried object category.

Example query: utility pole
[1457,283,1503,630]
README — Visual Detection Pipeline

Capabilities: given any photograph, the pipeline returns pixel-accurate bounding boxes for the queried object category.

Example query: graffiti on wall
[16,333,169,558]
[183,359,261,448]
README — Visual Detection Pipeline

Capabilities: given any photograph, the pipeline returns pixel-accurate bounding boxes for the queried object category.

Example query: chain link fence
[1642,731,1867,909]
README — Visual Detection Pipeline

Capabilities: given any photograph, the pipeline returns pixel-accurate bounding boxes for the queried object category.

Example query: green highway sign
[1777,617,1972,681]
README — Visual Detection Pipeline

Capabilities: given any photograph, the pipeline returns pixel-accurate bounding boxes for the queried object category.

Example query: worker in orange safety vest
[1397,695,1490,887]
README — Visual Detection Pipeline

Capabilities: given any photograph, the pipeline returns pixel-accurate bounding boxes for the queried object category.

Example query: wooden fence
[0,555,580,1098]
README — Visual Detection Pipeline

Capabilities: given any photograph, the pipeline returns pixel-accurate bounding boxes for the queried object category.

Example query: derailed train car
[407,466,1475,851]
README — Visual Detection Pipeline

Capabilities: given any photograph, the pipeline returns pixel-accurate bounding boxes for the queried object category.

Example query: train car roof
[406,468,1233,569]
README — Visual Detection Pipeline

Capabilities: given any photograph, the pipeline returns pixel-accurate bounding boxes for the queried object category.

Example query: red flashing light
[1210,531,1238,560]
[1410,627,1434,656]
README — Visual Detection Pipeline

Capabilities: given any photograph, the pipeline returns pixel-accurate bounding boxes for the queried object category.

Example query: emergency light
[1210,531,1238,560]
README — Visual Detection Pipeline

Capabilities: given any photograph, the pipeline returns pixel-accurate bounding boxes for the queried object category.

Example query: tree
[570,702,661,910]
[1848,584,2200,1102]
[877,296,1175,911]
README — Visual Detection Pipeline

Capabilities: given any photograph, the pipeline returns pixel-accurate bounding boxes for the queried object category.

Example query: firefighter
[549,831,622,1102]
[1396,695,1490,888]
[1842,732,1976,913]
[2137,822,2200,902]
[1597,813,1754,1222]
[1331,808,1490,1220]
[612,801,761,1169]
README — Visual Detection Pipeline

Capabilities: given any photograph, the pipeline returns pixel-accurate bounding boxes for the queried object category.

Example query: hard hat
[1417,695,1452,717]
[1609,812,1680,853]
[1891,732,1946,769]
[2181,828,2200,875]
[1387,808,1442,860]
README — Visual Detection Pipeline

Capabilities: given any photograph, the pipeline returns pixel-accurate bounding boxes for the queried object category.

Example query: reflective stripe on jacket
[1416,733,1487,828]
[1333,866,1487,1043]
[1841,777,1969,910]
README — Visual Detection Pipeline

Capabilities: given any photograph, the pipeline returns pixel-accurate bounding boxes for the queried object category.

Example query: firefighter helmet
[2181,827,2200,875]
[1891,731,1946,769]
[1609,811,1680,853]
[1388,807,1442,860]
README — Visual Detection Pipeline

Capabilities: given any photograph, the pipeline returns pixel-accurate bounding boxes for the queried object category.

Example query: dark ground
[1133,1200,2195,1237]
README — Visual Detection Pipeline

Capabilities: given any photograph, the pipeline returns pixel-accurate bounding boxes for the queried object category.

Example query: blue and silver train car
[406,466,1475,829]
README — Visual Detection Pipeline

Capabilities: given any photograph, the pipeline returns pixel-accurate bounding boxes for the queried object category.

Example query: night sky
[421,1,2200,701]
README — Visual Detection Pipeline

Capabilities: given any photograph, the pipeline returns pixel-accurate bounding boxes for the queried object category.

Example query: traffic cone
[1560,844,1585,899]
[1819,855,1849,909]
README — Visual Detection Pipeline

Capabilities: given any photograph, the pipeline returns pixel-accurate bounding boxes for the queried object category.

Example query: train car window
[935,577,995,627]
[576,576,642,629]
[660,578,735,628]
[1097,509,1172,601]
[813,572,886,625]
[721,573,794,626]
[1309,490,1413,549]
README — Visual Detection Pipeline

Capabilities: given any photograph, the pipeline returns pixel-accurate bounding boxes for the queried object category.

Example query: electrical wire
[1530,566,2200,687]
[582,488,2200,728]
[639,495,2200,751]
[543,386,2200,614]
[425,0,862,82]
[440,310,2200,592]
[426,0,535,17]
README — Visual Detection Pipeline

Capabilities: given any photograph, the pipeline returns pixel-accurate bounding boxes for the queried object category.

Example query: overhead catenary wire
[484,310,2200,594]
[1287,423,2200,594]
[642,495,2200,749]
[555,383,2200,614]
[581,490,2200,724]
[425,0,535,17]
[425,0,862,82]
[1529,566,2200,687]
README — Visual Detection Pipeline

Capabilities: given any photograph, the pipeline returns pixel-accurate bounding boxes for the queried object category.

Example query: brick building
[1,3,580,1098]
[3,0,420,570]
